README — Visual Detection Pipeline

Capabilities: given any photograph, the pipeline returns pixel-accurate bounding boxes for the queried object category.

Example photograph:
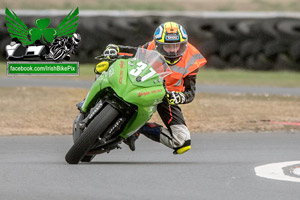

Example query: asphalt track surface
[0,132,299,200]
[1,77,299,199]
[1,76,300,96]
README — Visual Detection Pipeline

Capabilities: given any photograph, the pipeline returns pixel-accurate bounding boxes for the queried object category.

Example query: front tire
[81,155,96,162]
[65,104,118,164]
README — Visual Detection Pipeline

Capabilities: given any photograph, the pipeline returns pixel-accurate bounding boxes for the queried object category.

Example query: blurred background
[0,0,300,135]
[1,0,300,71]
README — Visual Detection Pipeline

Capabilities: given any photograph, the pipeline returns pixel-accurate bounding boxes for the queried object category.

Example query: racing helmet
[154,22,188,65]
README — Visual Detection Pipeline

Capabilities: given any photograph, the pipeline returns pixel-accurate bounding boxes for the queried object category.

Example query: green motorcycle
[65,48,171,164]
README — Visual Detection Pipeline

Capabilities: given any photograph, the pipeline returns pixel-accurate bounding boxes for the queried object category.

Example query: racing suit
[101,42,207,154]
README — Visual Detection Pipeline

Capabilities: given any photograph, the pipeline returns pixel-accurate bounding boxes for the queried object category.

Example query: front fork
[73,88,137,145]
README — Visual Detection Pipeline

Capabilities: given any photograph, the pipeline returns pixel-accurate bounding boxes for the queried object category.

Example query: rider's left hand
[166,91,186,105]
[103,44,119,59]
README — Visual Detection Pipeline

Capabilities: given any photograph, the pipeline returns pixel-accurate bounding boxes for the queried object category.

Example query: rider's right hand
[103,44,119,59]
[166,91,186,105]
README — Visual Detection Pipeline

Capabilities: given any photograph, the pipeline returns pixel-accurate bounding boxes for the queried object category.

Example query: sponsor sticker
[166,34,179,41]
[7,62,79,76]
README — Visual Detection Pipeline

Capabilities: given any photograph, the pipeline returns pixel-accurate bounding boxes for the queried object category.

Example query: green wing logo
[5,7,79,45]
[5,8,31,45]
[56,8,79,38]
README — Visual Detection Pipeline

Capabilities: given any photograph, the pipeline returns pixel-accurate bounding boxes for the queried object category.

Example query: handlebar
[117,45,138,51]
[94,54,132,61]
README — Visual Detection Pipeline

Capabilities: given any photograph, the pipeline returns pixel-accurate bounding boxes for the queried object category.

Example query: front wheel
[65,104,119,164]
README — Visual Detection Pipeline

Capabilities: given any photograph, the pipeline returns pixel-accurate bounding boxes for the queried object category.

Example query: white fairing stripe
[180,25,187,39]
[154,25,163,40]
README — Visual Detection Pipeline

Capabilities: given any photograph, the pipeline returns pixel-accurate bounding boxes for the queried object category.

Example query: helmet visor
[155,41,187,59]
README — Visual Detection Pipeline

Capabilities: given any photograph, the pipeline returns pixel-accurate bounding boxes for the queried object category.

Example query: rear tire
[65,104,118,164]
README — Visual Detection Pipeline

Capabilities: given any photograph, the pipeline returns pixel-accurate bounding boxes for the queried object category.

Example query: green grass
[1,62,299,88]
[76,63,96,80]
[0,63,6,76]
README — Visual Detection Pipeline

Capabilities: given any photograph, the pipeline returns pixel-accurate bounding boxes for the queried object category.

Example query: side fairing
[81,58,166,138]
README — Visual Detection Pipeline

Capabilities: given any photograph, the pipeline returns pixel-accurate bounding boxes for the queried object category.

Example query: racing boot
[172,140,191,155]
[158,124,191,155]
[141,123,191,154]
[124,123,162,151]
[123,132,140,151]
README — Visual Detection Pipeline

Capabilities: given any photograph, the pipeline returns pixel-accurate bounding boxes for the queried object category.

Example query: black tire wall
[1,12,300,71]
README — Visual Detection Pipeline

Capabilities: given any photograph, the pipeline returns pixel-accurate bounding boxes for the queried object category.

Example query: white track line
[293,168,300,176]
[255,161,300,183]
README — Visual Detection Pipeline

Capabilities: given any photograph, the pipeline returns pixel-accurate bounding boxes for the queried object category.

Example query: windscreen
[133,48,172,79]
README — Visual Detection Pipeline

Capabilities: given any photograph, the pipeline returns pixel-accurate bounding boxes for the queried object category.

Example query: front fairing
[81,48,171,137]
[109,59,166,107]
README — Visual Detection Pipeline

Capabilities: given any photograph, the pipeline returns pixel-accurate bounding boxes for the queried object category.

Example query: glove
[103,44,119,59]
[166,91,186,105]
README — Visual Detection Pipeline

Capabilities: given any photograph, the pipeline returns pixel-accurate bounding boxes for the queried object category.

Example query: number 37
[129,62,156,82]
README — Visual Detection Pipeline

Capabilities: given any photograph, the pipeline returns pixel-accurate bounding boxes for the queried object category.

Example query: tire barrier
[1,11,300,70]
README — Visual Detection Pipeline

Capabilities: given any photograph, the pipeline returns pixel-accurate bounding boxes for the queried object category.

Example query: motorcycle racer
[96,22,207,155]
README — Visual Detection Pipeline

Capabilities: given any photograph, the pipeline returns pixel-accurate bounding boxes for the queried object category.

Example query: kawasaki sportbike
[65,48,171,164]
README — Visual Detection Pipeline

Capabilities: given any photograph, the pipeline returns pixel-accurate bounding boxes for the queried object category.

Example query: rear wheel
[65,104,119,164]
